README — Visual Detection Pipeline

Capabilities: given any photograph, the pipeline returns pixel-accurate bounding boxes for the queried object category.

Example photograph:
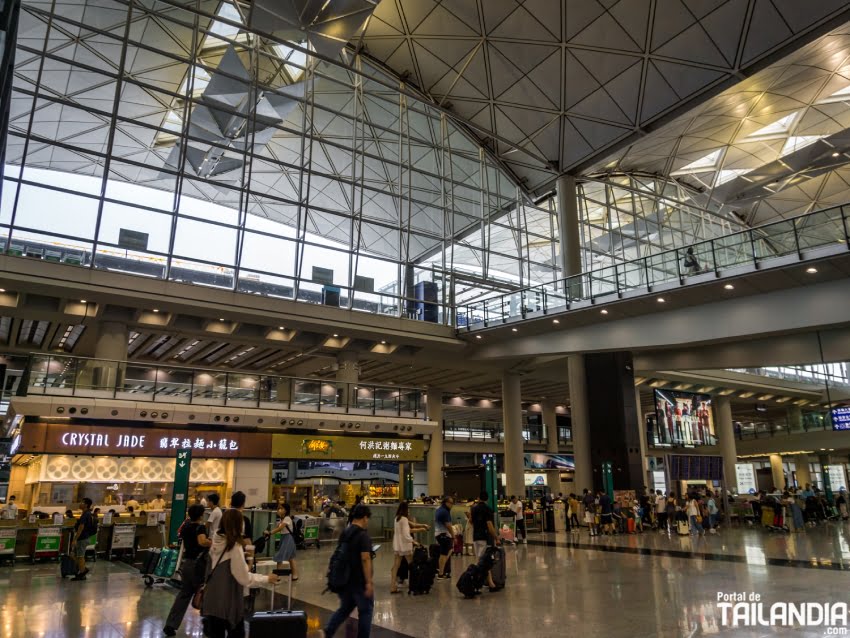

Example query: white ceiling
[358,0,850,196]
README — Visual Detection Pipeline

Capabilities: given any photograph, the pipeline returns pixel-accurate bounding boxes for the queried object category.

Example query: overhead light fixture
[657,297,665,303]
[475,335,482,340]
[806,267,818,274]
[0,288,5,292]
[380,340,386,344]
[600,309,608,315]
[333,333,339,338]
[219,318,225,321]
[833,152,841,157]
[511,327,518,332]
[724,284,734,290]
[278,326,285,330]
[80,299,87,303]
[552,319,560,324]
[152,308,160,313]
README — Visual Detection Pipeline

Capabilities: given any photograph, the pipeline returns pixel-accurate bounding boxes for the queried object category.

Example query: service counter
[0,512,171,562]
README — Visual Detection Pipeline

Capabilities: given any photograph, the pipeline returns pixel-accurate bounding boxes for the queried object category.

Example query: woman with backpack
[202,509,280,637]
[265,502,299,580]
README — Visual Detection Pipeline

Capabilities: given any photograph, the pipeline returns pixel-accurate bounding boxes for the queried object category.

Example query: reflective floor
[4,523,850,637]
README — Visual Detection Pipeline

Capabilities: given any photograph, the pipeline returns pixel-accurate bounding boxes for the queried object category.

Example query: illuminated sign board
[272,434,424,461]
[832,406,850,431]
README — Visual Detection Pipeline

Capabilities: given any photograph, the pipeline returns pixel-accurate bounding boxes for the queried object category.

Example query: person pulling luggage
[434,497,455,578]
[470,491,501,592]
[71,498,96,581]
[163,505,211,636]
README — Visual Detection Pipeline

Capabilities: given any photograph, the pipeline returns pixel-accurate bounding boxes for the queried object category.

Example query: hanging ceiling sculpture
[249,0,380,59]
[164,46,303,184]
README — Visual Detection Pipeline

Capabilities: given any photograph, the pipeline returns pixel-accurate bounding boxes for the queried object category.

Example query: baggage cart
[0,524,17,565]
[31,525,62,562]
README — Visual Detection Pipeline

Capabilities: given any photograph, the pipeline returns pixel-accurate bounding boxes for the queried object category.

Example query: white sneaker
[522,539,527,544]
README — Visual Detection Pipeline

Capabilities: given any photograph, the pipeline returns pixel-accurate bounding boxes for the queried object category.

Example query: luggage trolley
[140,518,178,588]
[298,515,320,549]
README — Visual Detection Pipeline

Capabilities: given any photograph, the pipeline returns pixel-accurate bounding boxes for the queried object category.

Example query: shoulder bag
[191,549,225,610]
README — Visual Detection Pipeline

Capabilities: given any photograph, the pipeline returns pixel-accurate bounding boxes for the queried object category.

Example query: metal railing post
[793,217,802,259]
[710,239,718,275]
[189,372,195,405]
[223,372,229,406]
[749,229,758,267]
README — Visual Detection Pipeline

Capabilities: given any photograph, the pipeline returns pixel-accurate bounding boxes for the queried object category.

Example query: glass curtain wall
[1,0,559,324]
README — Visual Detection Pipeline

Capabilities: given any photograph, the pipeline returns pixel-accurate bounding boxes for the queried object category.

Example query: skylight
[672,148,721,175]
[746,112,798,138]
[780,135,823,157]
[820,83,850,104]
[204,2,245,49]
[714,168,752,186]
[178,66,211,97]
[273,44,308,80]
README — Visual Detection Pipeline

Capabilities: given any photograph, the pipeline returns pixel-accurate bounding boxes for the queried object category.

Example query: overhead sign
[272,434,424,461]
[169,449,191,544]
[19,423,271,459]
[832,406,850,431]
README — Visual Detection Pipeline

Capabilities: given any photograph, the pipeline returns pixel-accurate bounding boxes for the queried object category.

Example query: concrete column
[787,405,803,432]
[542,400,560,491]
[635,387,649,490]
[794,454,811,489]
[336,352,359,408]
[91,321,128,390]
[287,461,298,484]
[568,354,592,493]
[769,454,785,491]
[502,372,525,499]
[556,174,582,276]
[398,463,406,501]
[714,396,738,495]
[426,389,444,497]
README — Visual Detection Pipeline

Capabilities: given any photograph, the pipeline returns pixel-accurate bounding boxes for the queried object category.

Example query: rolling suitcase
[456,564,484,598]
[60,554,79,578]
[249,565,307,638]
[408,546,434,595]
[153,548,179,578]
[140,548,161,575]
[676,519,689,536]
[488,545,506,589]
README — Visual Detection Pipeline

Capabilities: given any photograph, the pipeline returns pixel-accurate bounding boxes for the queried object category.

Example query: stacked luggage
[456,545,505,599]
[141,547,179,588]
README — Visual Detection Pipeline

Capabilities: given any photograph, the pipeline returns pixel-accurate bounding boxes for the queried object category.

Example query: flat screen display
[832,406,850,431]
[653,389,716,447]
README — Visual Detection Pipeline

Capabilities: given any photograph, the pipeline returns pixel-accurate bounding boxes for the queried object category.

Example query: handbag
[191,551,224,610]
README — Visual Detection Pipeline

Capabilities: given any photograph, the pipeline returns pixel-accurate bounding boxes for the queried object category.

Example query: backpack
[325,526,362,594]
[292,518,305,548]
[84,512,98,538]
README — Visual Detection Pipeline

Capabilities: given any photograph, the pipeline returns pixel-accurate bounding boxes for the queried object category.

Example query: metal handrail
[458,202,850,330]
[22,353,425,418]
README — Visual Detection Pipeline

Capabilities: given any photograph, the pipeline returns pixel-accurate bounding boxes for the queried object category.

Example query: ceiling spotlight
[152,308,159,313]
[219,318,225,321]
[278,326,285,330]
[511,327,518,332]
[333,333,339,338]
[552,319,560,324]
[806,267,818,274]
[833,152,841,157]
[380,340,386,344]
[657,297,665,303]
[475,335,482,340]
[0,288,5,293]
[724,284,734,290]
[600,309,608,315]
[80,299,87,303]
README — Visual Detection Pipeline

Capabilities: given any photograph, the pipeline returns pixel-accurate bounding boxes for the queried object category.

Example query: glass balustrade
[24,353,423,418]
[460,202,850,329]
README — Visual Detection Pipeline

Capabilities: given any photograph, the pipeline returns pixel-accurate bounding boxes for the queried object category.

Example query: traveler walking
[390,501,416,593]
[265,503,299,579]
[163,505,211,636]
[706,492,719,532]
[206,493,222,537]
[201,509,280,638]
[598,491,613,535]
[655,490,667,532]
[322,505,375,638]
[434,497,455,578]
[71,498,96,581]
[470,492,500,591]
[687,494,705,535]
[508,495,526,543]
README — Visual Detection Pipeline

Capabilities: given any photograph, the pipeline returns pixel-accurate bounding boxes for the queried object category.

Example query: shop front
[8,422,271,556]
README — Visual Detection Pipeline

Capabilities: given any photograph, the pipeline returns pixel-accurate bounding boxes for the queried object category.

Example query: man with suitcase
[71,498,96,581]
[321,505,374,638]
[470,492,501,592]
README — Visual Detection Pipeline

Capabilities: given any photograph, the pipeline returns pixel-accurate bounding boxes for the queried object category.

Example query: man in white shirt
[205,493,222,536]
[2,495,18,520]
[655,490,667,532]
[509,495,526,544]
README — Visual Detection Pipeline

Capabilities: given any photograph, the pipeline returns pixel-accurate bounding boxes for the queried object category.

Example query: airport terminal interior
[3,0,850,636]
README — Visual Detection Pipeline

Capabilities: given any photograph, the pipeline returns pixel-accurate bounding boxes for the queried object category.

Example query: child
[585,501,597,536]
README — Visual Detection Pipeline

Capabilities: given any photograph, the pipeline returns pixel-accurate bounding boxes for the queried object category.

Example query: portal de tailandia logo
[717,591,849,631]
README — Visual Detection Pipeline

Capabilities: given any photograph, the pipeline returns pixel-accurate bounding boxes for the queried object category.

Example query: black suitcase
[456,564,484,598]
[408,546,434,595]
[60,554,78,578]
[248,565,306,638]
[139,548,160,575]
[397,556,409,583]
[488,545,506,588]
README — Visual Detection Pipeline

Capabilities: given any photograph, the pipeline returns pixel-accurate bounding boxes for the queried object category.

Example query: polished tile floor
[4,522,850,637]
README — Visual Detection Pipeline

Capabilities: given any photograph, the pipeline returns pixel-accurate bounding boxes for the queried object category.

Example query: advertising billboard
[653,389,716,447]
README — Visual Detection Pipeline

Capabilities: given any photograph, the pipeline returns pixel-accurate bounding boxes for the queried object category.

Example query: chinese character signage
[832,406,850,431]
[22,423,271,458]
[272,433,424,461]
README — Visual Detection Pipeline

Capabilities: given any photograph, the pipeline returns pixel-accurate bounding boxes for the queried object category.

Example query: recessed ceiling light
[806,267,818,274]
[475,335,482,339]
[833,152,840,157]
[380,340,386,344]
[724,284,734,290]
[600,309,608,315]
[278,326,285,330]
[511,327,518,332]
[657,297,665,303]
[0,288,5,293]
[218,318,225,321]
[333,333,339,338]
[152,308,159,313]
[80,299,87,303]
[552,319,560,324]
